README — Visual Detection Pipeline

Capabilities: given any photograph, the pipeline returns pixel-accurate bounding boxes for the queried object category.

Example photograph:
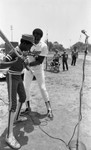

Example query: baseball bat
[0,30,22,58]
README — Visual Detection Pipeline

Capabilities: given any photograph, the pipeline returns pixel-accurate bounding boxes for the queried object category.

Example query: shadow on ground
[0,111,47,150]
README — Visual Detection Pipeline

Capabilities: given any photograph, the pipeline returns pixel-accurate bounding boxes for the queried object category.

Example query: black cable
[28,112,78,149]
[39,124,67,146]
[67,117,82,146]
[28,113,68,148]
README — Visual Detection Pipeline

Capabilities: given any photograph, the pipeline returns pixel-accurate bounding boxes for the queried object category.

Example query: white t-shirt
[31,41,48,56]
[28,41,48,72]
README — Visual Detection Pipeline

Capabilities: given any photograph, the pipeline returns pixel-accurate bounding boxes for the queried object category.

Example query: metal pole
[10,25,13,41]
[46,31,49,70]
[76,30,89,150]
[46,57,47,70]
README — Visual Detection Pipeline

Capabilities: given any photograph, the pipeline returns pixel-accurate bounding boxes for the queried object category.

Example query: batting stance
[0,34,34,149]
[21,28,53,119]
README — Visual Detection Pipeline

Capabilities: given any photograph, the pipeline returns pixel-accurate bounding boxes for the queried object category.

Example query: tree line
[0,40,91,53]
[45,39,91,53]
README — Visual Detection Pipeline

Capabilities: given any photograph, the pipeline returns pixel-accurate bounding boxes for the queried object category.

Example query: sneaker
[20,107,31,116]
[47,109,54,120]
[5,134,21,149]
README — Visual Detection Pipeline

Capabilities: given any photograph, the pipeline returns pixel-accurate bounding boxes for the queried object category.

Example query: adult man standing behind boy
[21,28,53,119]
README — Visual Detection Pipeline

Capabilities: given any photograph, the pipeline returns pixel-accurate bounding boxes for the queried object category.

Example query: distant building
[5,42,18,54]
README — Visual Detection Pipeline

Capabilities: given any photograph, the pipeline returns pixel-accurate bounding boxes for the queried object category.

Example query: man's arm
[24,55,45,67]
[29,55,45,66]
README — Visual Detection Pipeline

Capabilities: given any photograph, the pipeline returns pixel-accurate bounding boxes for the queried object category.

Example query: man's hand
[23,58,30,70]
[24,58,30,66]
[28,51,41,57]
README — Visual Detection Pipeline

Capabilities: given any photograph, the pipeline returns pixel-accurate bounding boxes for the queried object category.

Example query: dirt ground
[0,54,91,150]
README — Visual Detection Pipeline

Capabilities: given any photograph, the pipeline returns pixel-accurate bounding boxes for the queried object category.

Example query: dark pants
[62,60,68,71]
[71,56,77,66]
[6,73,26,112]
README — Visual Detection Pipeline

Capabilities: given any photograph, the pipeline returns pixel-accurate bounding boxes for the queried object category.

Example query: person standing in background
[71,46,78,66]
[61,50,68,71]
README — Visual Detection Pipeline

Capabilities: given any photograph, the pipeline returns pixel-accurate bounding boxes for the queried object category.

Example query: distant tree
[52,42,65,52]
[52,41,59,51]
[45,39,53,51]
[72,41,91,52]
[45,40,66,52]
[47,41,53,51]
[59,44,65,52]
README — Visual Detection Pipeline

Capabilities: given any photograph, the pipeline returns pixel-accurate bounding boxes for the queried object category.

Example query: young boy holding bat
[0,34,34,149]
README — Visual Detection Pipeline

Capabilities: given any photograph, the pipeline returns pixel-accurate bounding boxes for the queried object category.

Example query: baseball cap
[22,34,34,43]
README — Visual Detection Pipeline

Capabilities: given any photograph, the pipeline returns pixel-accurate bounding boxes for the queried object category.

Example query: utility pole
[46,31,48,70]
[10,25,13,41]
[46,30,48,47]
[69,39,71,49]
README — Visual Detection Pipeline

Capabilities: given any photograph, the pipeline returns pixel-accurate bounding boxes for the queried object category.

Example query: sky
[0,0,91,48]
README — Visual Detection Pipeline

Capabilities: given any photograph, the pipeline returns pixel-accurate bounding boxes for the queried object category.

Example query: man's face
[33,33,41,44]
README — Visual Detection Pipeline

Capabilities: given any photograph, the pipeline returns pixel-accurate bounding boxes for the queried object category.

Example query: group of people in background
[0,28,53,149]
[51,45,78,72]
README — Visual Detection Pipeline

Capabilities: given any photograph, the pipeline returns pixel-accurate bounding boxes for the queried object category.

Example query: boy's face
[20,42,33,52]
